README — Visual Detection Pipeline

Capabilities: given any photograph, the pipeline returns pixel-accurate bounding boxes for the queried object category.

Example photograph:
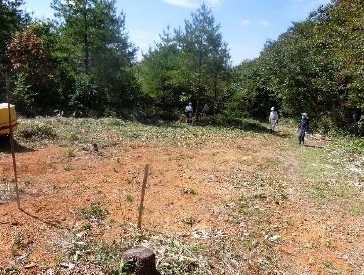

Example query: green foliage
[6,25,60,115]
[2,265,19,275]
[139,26,189,119]
[76,199,109,223]
[314,114,338,135]
[69,73,105,112]
[0,0,29,98]
[16,120,57,140]
[229,0,364,135]
[227,59,278,120]
[179,3,231,115]
[125,194,133,202]
[11,72,37,116]
[51,0,139,115]
[309,181,357,202]
[140,3,231,120]
[3,0,364,137]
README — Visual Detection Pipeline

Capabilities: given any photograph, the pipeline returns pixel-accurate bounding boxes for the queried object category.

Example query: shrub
[16,120,57,140]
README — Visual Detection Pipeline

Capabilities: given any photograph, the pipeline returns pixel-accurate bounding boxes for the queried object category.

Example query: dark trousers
[185,112,192,124]
[298,132,305,144]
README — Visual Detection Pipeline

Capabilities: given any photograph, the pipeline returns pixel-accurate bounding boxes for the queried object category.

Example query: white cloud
[260,20,270,27]
[205,0,225,8]
[163,0,199,9]
[241,19,250,26]
[163,0,225,9]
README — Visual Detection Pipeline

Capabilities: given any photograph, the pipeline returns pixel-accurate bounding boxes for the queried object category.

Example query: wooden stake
[137,164,149,229]
[6,78,20,208]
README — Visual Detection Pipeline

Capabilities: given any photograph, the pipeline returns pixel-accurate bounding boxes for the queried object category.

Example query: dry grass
[0,117,363,274]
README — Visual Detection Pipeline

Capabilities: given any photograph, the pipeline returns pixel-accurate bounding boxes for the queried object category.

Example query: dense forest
[0,0,363,135]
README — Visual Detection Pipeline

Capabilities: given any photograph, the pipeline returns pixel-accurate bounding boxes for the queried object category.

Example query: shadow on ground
[0,135,34,153]
[272,131,292,139]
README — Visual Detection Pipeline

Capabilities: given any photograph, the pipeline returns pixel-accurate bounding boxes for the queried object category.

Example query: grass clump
[76,199,108,223]
[16,120,57,141]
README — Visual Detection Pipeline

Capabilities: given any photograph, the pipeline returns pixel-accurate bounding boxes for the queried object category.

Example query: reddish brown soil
[0,126,363,274]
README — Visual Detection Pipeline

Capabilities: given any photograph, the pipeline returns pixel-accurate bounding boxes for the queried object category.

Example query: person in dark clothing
[297,113,309,145]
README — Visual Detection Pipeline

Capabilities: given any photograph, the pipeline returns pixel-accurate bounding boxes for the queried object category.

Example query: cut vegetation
[0,117,363,274]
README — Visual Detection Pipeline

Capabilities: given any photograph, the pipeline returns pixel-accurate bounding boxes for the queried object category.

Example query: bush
[314,115,339,135]
[16,120,57,140]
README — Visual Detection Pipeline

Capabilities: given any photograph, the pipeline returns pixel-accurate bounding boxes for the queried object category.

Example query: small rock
[24,263,37,269]
[265,234,281,242]
[60,262,75,269]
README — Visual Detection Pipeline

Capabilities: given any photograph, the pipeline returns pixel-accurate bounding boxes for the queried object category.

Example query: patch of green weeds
[63,164,73,171]
[16,120,57,141]
[296,147,330,179]
[241,238,259,251]
[12,231,25,247]
[15,117,257,152]
[347,203,362,216]
[11,231,30,257]
[45,160,55,169]
[83,223,91,230]
[258,258,279,274]
[17,186,25,193]
[65,147,76,158]
[309,181,358,201]
[125,194,133,202]
[323,261,339,274]
[2,265,19,275]
[76,199,108,223]
[23,177,33,186]
[66,132,79,141]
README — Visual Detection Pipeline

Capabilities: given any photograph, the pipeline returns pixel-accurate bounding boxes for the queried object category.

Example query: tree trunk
[121,247,160,275]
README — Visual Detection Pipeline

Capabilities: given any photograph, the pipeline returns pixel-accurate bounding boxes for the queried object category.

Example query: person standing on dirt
[184,102,193,124]
[269,107,279,133]
[297,113,309,145]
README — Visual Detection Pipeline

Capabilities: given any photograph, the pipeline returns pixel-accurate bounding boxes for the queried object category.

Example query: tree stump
[121,247,160,275]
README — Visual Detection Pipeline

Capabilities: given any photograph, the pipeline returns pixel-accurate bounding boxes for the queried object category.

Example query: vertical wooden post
[137,164,149,229]
[6,78,20,208]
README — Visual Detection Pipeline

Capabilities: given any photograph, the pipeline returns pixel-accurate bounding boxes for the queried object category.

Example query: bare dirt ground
[0,119,363,274]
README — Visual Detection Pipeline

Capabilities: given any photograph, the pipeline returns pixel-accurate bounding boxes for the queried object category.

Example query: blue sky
[22,0,332,66]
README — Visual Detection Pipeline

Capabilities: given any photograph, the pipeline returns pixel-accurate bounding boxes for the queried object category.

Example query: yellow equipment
[0,103,18,135]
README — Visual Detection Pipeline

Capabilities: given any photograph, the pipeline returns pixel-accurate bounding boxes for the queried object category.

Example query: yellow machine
[0,103,18,135]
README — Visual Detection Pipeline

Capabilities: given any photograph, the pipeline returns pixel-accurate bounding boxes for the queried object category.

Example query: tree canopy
[2,0,364,135]
[230,0,364,135]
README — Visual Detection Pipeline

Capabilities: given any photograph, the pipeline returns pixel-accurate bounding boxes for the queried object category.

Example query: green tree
[140,3,230,120]
[139,26,191,119]
[323,0,364,134]
[0,0,28,99]
[178,3,231,116]
[51,0,138,114]
[6,26,59,115]
[227,58,277,120]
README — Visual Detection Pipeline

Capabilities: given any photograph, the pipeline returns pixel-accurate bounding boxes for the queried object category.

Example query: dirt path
[0,122,363,274]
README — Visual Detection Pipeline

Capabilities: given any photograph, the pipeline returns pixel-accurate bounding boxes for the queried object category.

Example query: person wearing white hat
[297,113,309,145]
[268,107,279,133]
[184,102,193,124]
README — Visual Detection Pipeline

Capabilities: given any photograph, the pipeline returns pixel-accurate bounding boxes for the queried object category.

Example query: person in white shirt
[269,107,279,133]
[184,102,193,124]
